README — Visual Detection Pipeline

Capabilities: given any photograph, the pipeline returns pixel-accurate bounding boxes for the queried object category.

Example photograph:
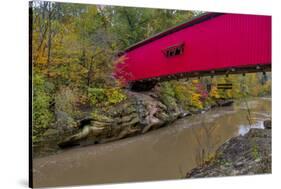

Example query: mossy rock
[43,129,60,137]
[91,112,114,123]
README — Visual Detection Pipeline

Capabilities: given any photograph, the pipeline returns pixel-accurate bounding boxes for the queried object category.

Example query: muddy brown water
[33,98,271,187]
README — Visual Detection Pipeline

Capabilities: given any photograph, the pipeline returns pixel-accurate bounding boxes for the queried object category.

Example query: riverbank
[186,120,272,178]
[33,87,233,158]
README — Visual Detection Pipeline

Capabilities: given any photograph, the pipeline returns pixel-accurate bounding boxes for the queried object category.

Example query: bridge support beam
[128,64,271,91]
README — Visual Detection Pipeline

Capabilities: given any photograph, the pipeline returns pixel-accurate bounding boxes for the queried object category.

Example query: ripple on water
[238,120,264,136]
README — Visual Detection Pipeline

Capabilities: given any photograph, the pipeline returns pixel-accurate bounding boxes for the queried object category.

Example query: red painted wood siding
[115,13,271,83]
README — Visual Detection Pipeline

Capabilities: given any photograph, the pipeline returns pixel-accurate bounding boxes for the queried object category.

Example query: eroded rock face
[186,124,272,178]
[57,91,180,148]
[33,87,231,157]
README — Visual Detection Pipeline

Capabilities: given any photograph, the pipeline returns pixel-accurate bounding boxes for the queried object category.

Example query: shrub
[159,80,205,110]
[88,87,127,107]
[55,86,81,118]
[173,82,192,108]
[159,82,178,110]
[191,92,203,109]
[174,80,203,110]
[105,88,127,105]
[32,74,54,136]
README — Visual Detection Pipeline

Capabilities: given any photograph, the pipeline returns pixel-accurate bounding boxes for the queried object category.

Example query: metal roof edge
[118,12,224,56]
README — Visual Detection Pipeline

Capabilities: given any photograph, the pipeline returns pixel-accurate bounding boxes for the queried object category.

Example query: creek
[33,97,271,187]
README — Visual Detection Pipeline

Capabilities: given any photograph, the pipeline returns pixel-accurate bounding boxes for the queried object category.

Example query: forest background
[31,1,271,140]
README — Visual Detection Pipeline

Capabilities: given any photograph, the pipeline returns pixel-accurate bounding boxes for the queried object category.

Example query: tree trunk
[87,57,94,87]
[47,2,52,76]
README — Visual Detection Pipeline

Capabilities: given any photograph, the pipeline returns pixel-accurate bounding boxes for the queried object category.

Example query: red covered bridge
[114,12,271,90]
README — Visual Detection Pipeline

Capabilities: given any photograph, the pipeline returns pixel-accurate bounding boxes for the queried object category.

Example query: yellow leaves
[36,54,48,65]
[88,87,127,107]
[167,80,204,110]
[173,82,190,101]
[208,73,272,99]
[191,92,203,109]
[209,85,219,99]
[105,88,127,105]
[192,79,199,84]
[32,38,48,65]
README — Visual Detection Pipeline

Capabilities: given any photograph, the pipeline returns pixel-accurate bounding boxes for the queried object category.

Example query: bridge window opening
[175,47,183,55]
[168,50,175,57]
[163,43,184,58]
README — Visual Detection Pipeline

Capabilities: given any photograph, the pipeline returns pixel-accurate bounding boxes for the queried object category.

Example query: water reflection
[238,121,264,136]
[33,98,271,187]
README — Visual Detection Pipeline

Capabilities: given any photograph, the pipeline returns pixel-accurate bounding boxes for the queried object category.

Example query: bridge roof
[119,12,223,55]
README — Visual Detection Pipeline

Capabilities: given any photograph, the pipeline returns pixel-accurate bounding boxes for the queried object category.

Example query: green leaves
[32,73,54,134]
[108,7,194,50]
[106,88,127,105]
[88,87,127,107]
[88,87,107,106]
